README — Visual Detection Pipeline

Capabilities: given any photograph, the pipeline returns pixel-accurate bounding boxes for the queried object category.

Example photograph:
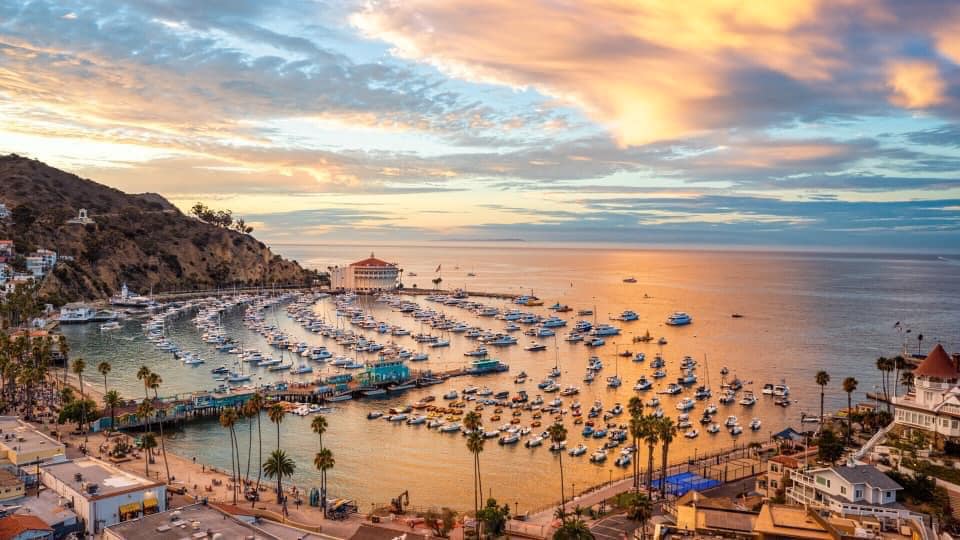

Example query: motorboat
[524,341,547,352]
[761,383,774,395]
[464,346,489,357]
[675,398,695,411]
[411,353,429,362]
[525,436,544,448]
[606,375,622,388]
[666,312,692,326]
[583,372,595,383]
[739,391,757,406]
[773,383,790,397]
[652,369,667,379]
[441,422,462,433]
[589,449,608,463]
[724,415,738,427]
[633,377,652,391]
[633,352,646,363]
[657,337,668,345]
[685,429,699,438]
[591,324,621,336]
[585,337,606,347]
[430,339,450,348]
[560,386,580,396]
[443,390,459,400]
[661,383,682,395]
[707,423,720,434]
[623,277,637,283]
[749,418,762,430]
[705,403,718,415]
[292,364,314,375]
[367,411,384,420]
[694,386,712,399]
[564,333,584,342]
[729,424,743,436]
[615,453,631,467]
[549,440,567,452]
[615,310,639,322]
[569,444,588,457]
[499,433,520,445]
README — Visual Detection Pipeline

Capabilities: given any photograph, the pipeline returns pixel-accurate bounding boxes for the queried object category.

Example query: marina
[59,247,960,511]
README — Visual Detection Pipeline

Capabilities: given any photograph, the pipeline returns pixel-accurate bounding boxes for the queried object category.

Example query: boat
[707,423,720,434]
[524,436,543,448]
[633,377,652,391]
[774,397,791,407]
[227,372,251,384]
[430,339,450,348]
[589,449,607,463]
[464,346,489,357]
[499,433,520,445]
[729,424,743,436]
[292,364,314,375]
[211,366,229,375]
[591,324,621,336]
[761,383,774,395]
[407,415,427,425]
[615,454,631,467]
[739,391,757,406]
[705,403,717,415]
[623,277,637,283]
[549,440,567,452]
[585,337,606,347]
[615,310,639,321]
[657,337,668,345]
[362,388,387,397]
[568,444,588,457]
[633,352,645,363]
[675,398,695,411]
[749,418,762,430]
[560,385,580,396]
[606,375,622,388]
[443,390,458,400]
[666,312,692,326]
[411,353,429,362]
[441,422,462,433]
[685,429,699,438]
[773,383,790,397]
[724,415,738,427]
[99,321,121,332]
[367,411,384,419]
[524,342,547,352]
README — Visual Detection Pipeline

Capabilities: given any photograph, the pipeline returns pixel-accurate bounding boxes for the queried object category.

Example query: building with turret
[329,253,400,292]
[892,344,960,446]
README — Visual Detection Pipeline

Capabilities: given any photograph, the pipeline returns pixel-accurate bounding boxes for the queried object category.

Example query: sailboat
[607,354,622,388]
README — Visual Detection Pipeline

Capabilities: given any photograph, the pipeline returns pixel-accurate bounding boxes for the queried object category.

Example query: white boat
[591,324,621,336]
[739,391,757,406]
[525,436,544,448]
[685,429,699,438]
[633,377,652,391]
[706,423,720,434]
[568,444,588,457]
[443,390,458,400]
[524,342,547,352]
[724,415,738,427]
[729,424,743,435]
[499,433,520,445]
[666,312,692,326]
[99,321,121,332]
[615,310,639,322]
[606,375,622,388]
[464,346,488,357]
[749,418,762,430]
[430,339,450,348]
[675,398,695,411]
[773,383,790,397]
[589,449,607,463]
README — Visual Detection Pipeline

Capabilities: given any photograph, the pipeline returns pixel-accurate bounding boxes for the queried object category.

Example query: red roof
[349,255,395,268]
[914,344,957,379]
[0,515,52,539]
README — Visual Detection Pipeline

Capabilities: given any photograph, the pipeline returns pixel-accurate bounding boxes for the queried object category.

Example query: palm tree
[71,358,87,438]
[628,415,644,492]
[310,414,330,503]
[553,517,594,540]
[917,333,924,356]
[97,361,111,396]
[463,411,483,521]
[147,372,171,483]
[641,417,659,494]
[657,417,677,496]
[313,448,335,508]
[815,371,830,426]
[249,393,265,504]
[140,432,157,478]
[136,366,152,431]
[103,390,121,432]
[901,371,915,394]
[241,400,256,484]
[136,399,154,476]
[547,422,568,511]
[893,356,907,399]
[57,334,69,387]
[268,403,285,454]
[842,376,858,444]
[220,408,240,505]
[263,449,295,504]
[627,493,652,540]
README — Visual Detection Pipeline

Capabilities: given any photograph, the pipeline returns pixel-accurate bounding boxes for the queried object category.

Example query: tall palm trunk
[819,385,825,426]
[660,441,670,495]
[558,450,566,512]
[154,391,171,482]
[245,415,253,483]
[228,427,237,504]
[646,444,655,494]
[633,434,639,492]
[254,413,263,507]
[847,392,853,444]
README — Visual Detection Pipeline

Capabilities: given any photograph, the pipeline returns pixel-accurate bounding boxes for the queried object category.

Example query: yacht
[591,324,621,336]
[675,398,695,411]
[739,391,757,407]
[724,415,738,427]
[684,429,699,438]
[524,342,547,352]
[589,449,608,463]
[499,433,520,445]
[633,377,652,391]
[749,418,762,430]
[707,423,720,434]
[666,312,692,326]
[615,310,639,322]
[443,390,458,400]
[430,339,450,348]
[564,333,584,342]
[606,375,622,388]
[411,352,429,362]
[729,424,743,436]
[773,383,790,397]
[464,346,489,357]
[569,444,588,457]
[524,436,544,448]
[585,337,606,347]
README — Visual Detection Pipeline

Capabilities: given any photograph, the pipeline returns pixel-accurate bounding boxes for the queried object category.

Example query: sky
[1,0,959,250]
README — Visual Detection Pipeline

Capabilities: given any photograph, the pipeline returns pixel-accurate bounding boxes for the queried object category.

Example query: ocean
[60,245,960,511]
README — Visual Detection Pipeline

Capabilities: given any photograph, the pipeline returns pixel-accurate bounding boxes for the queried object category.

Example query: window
[840,486,846,495]
[855,489,862,499]
[771,480,778,488]
[886,491,893,499]
[771,464,779,472]
[816,476,826,486]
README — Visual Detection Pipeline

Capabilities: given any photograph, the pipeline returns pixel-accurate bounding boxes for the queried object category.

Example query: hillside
[0,154,318,303]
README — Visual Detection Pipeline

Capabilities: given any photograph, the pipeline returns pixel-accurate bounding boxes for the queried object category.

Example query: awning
[119,502,141,514]
[143,496,158,509]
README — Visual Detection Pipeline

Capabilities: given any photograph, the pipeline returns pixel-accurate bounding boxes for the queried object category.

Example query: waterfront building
[39,457,166,537]
[359,358,410,385]
[4,488,80,538]
[0,514,53,540]
[102,503,309,540]
[785,461,919,523]
[671,490,757,536]
[57,303,95,324]
[109,283,152,308]
[66,209,94,226]
[0,417,66,467]
[329,253,400,292]
[892,344,960,447]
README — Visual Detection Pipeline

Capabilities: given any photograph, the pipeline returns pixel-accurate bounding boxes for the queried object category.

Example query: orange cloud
[353,0,876,146]
[886,60,946,109]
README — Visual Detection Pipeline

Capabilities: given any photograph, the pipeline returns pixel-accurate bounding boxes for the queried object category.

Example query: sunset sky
[1,0,959,249]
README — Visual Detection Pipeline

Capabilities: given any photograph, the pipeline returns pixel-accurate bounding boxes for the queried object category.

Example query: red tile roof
[913,344,957,379]
[0,515,52,539]
[350,256,395,268]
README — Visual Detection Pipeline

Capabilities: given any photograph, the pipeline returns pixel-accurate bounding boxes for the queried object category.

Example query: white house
[25,250,56,277]
[39,458,165,537]
[58,303,96,324]
[892,344,960,446]
[785,461,918,523]
[329,253,400,292]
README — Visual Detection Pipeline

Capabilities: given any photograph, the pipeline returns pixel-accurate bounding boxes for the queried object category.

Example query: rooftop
[832,464,902,491]
[913,344,957,379]
[104,503,276,540]
[349,253,396,268]
[754,504,832,540]
[0,417,65,461]
[3,488,78,528]
[42,458,161,499]
[0,514,52,538]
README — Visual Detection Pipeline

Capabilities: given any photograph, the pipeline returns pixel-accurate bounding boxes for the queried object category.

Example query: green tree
[103,390,121,432]
[477,498,511,537]
[842,377,858,444]
[424,507,456,538]
[817,429,845,463]
[815,371,830,426]
[268,403,285,454]
[547,422,568,511]
[136,366,152,431]
[553,517,594,540]
[139,432,157,478]
[311,414,330,504]
[71,358,87,438]
[626,492,652,540]
[463,410,483,527]
[220,408,240,505]
[641,417,659,494]
[248,393,265,504]
[97,361,111,396]
[314,448,335,508]
[263,449,296,504]
[629,416,645,492]
[657,417,677,495]
[147,372,171,483]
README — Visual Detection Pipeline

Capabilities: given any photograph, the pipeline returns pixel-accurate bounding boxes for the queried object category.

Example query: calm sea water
[61,246,960,511]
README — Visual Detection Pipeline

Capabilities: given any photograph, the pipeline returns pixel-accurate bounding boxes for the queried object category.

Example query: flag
[435,264,441,272]
[894,321,901,328]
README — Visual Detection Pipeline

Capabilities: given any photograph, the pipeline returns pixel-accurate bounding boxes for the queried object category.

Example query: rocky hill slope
[0,154,317,303]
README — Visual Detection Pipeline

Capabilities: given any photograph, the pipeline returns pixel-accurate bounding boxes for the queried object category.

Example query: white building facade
[892,344,960,444]
[40,458,165,537]
[329,253,400,292]
[785,463,918,522]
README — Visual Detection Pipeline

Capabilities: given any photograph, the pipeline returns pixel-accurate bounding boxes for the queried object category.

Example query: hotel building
[329,253,400,292]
